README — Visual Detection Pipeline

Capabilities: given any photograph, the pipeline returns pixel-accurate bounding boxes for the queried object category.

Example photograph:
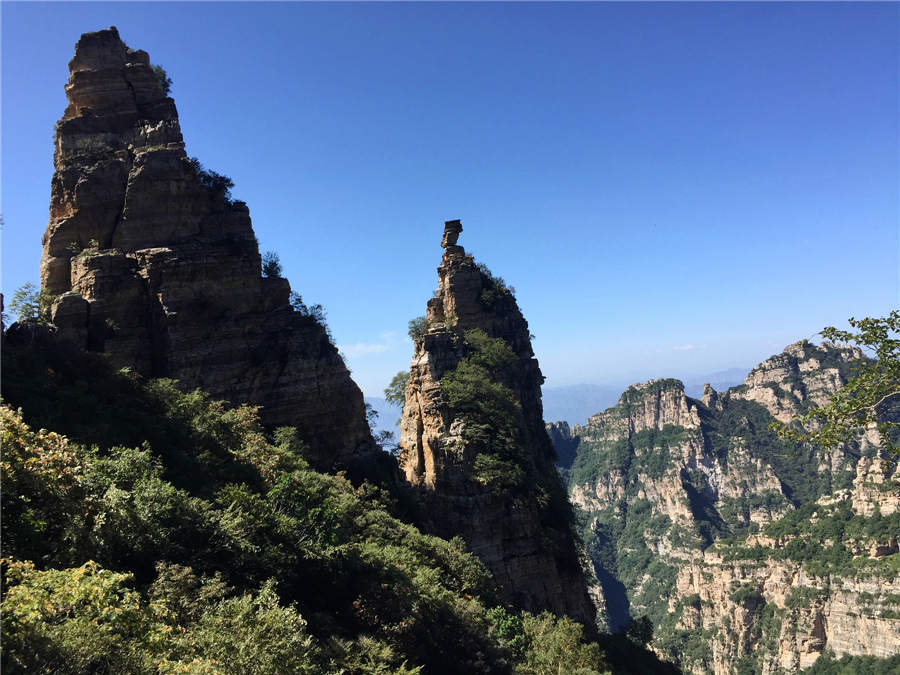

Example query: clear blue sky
[3,2,898,396]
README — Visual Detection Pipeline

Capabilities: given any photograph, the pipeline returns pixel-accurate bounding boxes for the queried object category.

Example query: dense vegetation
[715,499,900,580]
[440,329,530,495]
[1,335,612,674]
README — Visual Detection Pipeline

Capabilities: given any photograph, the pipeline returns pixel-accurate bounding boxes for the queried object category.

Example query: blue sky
[3,2,898,396]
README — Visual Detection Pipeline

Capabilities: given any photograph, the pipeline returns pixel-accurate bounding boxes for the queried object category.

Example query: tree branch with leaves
[772,311,899,454]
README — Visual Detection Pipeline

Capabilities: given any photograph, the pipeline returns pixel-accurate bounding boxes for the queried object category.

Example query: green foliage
[729,584,764,609]
[0,330,619,673]
[488,607,527,656]
[187,156,234,202]
[407,315,429,341]
[385,370,409,409]
[487,607,613,674]
[515,612,608,674]
[164,579,320,673]
[440,331,527,491]
[717,499,900,579]
[472,454,526,494]
[152,64,172,95]
[784,586,828,609]
[262,250,283,278]
[463,328,518,372]
[2,559,157,673]
[625,615,653,645]
[477,262,516,309]
[709,397,827,505]
[0,370,525,673]
[803,652,900,675]
[772,312,900,453]
[9,282,55,324]
[1,559,321,674]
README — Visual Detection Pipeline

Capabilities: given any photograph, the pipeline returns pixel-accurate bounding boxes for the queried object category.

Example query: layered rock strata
[40,27,373,469]
[673,458,900,674]
[398,220,595,624]
[559,343,898,671]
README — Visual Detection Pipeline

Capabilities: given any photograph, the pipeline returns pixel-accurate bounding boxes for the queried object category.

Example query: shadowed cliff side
[397,219,597,625]
[39,27,374,471]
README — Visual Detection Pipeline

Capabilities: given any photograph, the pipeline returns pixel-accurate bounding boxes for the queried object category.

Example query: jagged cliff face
[675,456,900,674]
[40,27,373,470]
[397,220,595,624]
[559,342,899,671]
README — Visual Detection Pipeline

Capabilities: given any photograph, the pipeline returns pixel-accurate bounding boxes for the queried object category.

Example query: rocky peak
[611,378,702,434]
[701,383,719,409]
[729,341,864,423]
[398,221,595,624]
[39,28,374,471]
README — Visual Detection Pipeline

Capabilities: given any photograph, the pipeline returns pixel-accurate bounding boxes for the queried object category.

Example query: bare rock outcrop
[397,220,595,624]
[39,27,374,470]
[729,340,864,424]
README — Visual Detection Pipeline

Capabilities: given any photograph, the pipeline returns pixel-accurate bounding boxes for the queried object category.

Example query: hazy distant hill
[541,384,624,426]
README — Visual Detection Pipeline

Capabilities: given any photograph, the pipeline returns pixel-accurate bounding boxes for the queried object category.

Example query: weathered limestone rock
[729,340,864,424]
[559,342,897,672]
[40,27,374,470]
[701,382,718,409]
[398,220,595,624]
[671,525,900,674]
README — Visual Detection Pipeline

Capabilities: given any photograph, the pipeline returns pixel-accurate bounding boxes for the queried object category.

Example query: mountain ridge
[552,340,899,673]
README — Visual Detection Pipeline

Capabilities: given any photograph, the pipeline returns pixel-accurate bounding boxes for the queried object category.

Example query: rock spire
[40,27,374,470]
[398,220,596,623]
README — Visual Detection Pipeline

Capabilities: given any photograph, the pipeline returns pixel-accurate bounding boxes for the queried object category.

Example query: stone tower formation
[40,27,373,470]
[398,220,596,623]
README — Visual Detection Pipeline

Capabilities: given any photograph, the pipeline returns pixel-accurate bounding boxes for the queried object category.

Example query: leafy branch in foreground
[772,311,899,453]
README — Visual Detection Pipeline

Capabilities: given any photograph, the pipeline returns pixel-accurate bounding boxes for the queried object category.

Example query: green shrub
[187,156,234,201]
[262,250,283,278]
[385,370,410,409]
[8,282,55,324]
[408,315,430,341]
[152,64,172,95]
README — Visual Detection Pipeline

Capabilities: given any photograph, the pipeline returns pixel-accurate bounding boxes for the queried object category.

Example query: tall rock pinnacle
[398,220,596,623]
[40,27,374,470]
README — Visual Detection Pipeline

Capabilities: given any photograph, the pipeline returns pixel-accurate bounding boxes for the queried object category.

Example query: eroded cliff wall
[561,343,899,672]
[40,27,373,470]
[397,220,596,624]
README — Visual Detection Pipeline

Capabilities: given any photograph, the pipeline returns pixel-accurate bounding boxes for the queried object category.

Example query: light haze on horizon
[2,2,897,397]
